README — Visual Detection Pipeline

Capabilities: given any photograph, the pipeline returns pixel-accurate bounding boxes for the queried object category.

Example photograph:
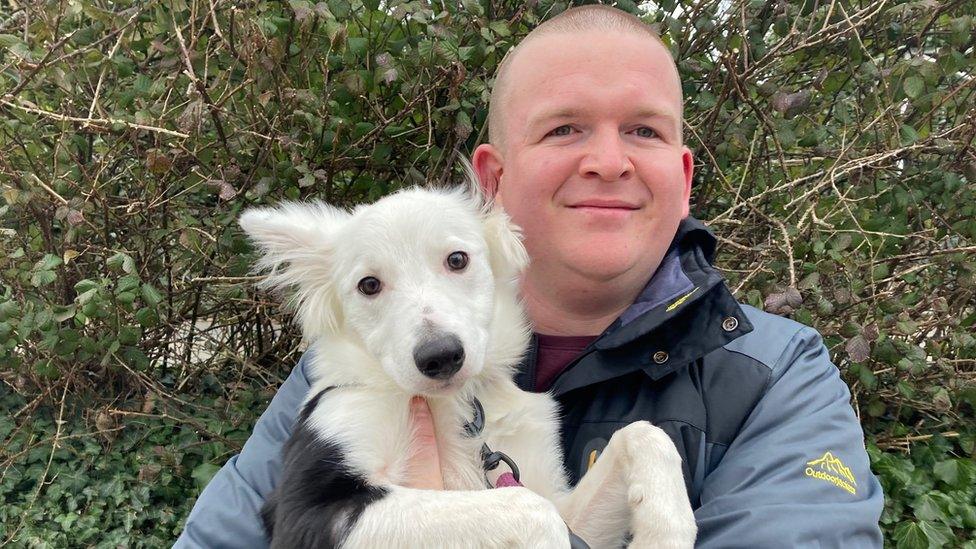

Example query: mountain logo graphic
[804,451,857,495]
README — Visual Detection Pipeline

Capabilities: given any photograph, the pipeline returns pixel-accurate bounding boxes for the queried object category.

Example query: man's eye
[634,127,657,138]
[547,125,573,137]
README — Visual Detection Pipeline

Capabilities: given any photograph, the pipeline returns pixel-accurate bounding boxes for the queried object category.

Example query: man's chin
[562,253,643,283]
[555,236,669,282]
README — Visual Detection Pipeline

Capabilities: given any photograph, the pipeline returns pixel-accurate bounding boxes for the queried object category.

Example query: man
[178,5,883,547]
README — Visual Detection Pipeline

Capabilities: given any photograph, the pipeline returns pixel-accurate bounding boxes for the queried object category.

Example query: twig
[870,245,976,264]
[189,275,267,284]
[171,13,230,152]
[0,98,189,138]
[28,173,68,204]
[85,9,142,124]
[3,30,78,98]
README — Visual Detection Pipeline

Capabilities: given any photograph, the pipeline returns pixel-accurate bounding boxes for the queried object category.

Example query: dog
[239,173,696,548]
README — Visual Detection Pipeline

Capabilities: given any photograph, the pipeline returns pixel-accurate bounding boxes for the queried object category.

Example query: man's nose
[579,130,634,181]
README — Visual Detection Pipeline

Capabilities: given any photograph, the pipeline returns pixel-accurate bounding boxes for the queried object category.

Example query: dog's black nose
[414,335,465,380]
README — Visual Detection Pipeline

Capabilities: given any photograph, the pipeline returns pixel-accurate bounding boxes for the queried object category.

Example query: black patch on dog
[299,386,334,423]
[262,387,388,548]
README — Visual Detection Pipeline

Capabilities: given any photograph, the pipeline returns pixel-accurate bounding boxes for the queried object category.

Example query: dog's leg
[614,421,696,549]
[555,422,696,549]
[553,441,630,549]
[342,485,571,549]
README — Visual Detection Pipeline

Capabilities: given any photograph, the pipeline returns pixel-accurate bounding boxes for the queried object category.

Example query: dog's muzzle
[413,334,465,380]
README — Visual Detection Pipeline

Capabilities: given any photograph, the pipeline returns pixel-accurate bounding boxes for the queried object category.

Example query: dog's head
[240,177,528,395]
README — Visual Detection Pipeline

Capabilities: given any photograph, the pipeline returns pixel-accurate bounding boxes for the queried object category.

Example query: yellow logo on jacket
[805,451,857,495]
[665,287,699,312]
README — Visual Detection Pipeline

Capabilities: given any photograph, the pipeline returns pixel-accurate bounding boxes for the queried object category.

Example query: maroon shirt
[534,333,599,391]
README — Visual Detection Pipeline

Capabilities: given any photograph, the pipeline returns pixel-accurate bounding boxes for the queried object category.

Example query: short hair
[487,5,669,149]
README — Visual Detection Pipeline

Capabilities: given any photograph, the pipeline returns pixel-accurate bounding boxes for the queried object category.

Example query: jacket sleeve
[174,352,312,549]
[694,326,884,548]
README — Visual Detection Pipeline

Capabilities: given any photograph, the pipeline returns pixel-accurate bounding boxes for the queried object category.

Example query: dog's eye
[357,276,382,296]
[446,251,468,271]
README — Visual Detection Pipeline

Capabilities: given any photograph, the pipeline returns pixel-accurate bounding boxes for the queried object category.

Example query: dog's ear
[456,156,529,282]
[239,202,350,338]
[483,206,529,283]
[239,201,348,259]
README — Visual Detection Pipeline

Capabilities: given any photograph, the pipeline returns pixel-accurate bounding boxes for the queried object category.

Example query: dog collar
[461,397,522,487]
[462,396,486,437]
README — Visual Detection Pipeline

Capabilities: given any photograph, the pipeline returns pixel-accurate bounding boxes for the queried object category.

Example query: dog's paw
[625,484,697,549]
[611,421,683,469]
[626,526,697,549]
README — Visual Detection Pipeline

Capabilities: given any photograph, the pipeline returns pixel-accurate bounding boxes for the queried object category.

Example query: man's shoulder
[721,304,823,376]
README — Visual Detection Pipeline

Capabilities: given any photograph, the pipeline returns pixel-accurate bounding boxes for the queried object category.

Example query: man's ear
[239,202,350,338]
[681,146,694,218]
[482,206,529,284]
[472,143,504,200]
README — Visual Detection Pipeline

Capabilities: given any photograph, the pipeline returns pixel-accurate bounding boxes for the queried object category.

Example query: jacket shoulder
[722,304,812,375]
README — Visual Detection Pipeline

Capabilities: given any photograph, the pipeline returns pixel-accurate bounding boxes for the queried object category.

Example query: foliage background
[1,0,974,546]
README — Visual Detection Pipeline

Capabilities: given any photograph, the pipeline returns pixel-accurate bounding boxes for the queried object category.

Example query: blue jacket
[176,218,884,548]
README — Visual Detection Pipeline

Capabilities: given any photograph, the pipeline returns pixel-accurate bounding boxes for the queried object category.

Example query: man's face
[475,31,693,287]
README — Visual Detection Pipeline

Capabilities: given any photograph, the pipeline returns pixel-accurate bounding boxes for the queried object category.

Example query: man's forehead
[503,32,682,126]
[520,31,672,71]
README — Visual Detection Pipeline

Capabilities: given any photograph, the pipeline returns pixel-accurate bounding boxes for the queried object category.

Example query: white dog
[239,175,696,548]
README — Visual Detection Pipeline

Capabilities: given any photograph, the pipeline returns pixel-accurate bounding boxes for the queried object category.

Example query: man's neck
[521,268,651,336]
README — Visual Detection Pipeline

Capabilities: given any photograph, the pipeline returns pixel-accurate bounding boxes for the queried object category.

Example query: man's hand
[404,396,444,490]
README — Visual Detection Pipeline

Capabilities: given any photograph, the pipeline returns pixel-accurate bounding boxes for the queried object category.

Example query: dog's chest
[431,405,494,491]
[440,444,491,490]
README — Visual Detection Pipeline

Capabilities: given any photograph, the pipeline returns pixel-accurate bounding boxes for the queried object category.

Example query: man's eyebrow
[629,107,679,122]
[527,106,679,129]
[526,107,586,128]
[526,106,678,135]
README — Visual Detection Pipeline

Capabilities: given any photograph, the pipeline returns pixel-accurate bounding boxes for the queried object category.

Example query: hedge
[1,0,974,546]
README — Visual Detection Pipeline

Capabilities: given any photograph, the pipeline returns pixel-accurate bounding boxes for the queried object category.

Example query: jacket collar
[516,217,754,395]
[596,216,728,350]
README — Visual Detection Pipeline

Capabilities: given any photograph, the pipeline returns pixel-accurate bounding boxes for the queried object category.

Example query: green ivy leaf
[107,252,136,274]
[0,34,25,49]
[932,460,959,487]
[900,124,920,145]
[33,359,59,379]
[121,346,150,370]
[917,520,953,548]
[347,37,368,58]
[116,274,141,294]
[327,0,350,18]
[31,270,57,287]
[489,21,511,37]
[74,279,99,294]
[141,283,163,307]
[135,307,158,327]
[33,254,63,272]
[893,521,928,549]
[912,494,948,523]
[904,76,924,99]
[0,33,32,61]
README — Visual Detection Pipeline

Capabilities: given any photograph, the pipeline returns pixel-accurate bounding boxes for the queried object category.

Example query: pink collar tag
[494,472,523,488]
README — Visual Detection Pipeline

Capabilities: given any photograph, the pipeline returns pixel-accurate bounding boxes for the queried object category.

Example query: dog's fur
[240,179,696,548]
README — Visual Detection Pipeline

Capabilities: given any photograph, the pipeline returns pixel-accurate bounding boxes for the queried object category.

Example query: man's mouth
[568,199,640,211]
